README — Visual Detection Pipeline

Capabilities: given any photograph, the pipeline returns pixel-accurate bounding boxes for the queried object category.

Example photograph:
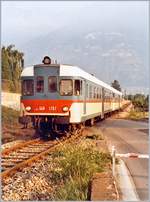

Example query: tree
[111,80,121,91]
[2,45,24,92]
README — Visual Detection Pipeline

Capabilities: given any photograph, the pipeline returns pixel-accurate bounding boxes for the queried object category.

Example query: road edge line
[115,159,140,201]
[104,136,140,201]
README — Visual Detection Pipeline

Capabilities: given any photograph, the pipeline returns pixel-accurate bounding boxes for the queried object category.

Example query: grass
[49,142,112,200]
[85,133,104,140]
[2,106,19,126]
[2,106,20,143]
[128,109,148,120]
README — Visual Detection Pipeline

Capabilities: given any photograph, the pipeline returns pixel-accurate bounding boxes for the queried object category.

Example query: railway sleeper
[3,155,29,160]
[17,151,42,154]
[1,162,15,167]
[1,159,23,163]
[18,148,46,152]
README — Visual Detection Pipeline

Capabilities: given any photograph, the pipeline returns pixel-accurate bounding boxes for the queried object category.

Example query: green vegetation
[2,106,19,126]
[2,45,24,93]
[85,133,104,140]
[127,94,149,112]
[50,143,111,200]
[111,80,121,92]
[128,109,148,120]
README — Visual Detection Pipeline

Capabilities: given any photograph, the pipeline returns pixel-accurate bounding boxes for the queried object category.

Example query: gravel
[2,140,25,150]
[2,156,55,201]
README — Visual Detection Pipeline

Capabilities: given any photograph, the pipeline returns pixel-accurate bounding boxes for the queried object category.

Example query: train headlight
[25,106,31,111]
[42,56,51,64]
[62,106,69,112]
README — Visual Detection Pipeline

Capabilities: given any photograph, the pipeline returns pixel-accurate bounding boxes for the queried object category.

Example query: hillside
[20,26,148,94]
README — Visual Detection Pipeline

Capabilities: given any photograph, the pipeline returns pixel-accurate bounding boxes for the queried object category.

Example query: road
[95,118,149,201]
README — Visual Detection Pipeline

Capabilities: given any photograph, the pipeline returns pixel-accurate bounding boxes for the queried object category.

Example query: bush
[128,109,147,120]
[2,106,19,126]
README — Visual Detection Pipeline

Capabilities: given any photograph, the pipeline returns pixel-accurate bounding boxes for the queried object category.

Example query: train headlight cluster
[25,106,31,111]
[62,106,69,112]
[42,56,51,64]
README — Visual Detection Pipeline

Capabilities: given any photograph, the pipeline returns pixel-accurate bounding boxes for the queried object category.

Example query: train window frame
[36,76,44,93]
[59,79,73,96]
[22,79,34,96]
[74,80,82,96]
[48,76,57,92]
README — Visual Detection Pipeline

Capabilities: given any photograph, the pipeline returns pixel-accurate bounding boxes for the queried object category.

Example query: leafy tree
[2,45,24,92]
[130,94,149,112]
[2,46,11,80]
[144,95,149,111]
[111,80,121,91]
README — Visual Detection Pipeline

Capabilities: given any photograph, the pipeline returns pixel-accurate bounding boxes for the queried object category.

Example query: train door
[83,80,86,114]
[101,88,104,118]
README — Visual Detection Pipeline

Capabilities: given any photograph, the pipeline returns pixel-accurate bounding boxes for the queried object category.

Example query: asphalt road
[96,118,149,201]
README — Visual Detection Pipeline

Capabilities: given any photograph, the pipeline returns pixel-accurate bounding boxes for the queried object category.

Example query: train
[19,56,123,138]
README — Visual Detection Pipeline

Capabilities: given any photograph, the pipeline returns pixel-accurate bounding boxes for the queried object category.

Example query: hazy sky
[2,1,148,46]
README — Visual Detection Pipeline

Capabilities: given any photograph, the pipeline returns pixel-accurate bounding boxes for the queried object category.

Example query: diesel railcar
[19,56,122,137]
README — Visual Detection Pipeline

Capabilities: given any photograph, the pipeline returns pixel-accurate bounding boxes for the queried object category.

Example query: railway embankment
[2,127,119,201]
[113,103,148,122]
[2,106,36,144]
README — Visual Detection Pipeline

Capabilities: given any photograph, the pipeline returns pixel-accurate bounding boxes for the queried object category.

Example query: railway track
[1,128,84,181]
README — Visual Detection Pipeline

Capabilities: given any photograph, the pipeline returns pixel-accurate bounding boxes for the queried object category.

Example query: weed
[128,109,148,120]
[86,133,104,140]
[2,106,19,126]
[50,143,111,200]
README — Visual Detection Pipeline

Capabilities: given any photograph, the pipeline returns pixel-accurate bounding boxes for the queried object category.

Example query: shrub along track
[1,128,84,181]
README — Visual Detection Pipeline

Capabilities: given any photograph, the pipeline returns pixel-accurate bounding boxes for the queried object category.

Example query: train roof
[21,64,122,95]
[21,66,34,77]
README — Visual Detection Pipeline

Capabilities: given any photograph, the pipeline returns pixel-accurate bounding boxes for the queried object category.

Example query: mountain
[19,26,148,94]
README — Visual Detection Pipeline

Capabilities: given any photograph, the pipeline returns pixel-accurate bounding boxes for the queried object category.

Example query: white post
[112,146,116,177]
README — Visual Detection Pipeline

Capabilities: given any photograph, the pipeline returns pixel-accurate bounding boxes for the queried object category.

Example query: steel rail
[1,128,84,181]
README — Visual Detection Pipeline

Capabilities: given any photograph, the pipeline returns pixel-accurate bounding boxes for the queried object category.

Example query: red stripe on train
[21,100,73,113]
[21,99,118,113]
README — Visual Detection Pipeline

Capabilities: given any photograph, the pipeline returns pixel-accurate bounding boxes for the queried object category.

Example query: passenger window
[89,86,92,99]
[86,84,88,98]
[94,87,97,99]
[36,76,44,93]
[74,80,82,96]
[60,79,73,96]
[97,88,99,99]
[99,88,102,99]
[22,80,34,96]
[48,76,57,92]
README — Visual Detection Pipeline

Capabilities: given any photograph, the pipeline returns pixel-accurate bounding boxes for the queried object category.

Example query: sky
[1,1,149,94]
[2,1,149,46]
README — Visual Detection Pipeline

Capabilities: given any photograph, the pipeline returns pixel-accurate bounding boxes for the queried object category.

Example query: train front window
[48,76,57,92]
[36,76,44,93]
[60,79,73,96]
[22,80,34,96]
[74,80,82,96]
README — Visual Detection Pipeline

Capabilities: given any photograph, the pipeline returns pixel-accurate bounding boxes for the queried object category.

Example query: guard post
[111,145,116,177]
